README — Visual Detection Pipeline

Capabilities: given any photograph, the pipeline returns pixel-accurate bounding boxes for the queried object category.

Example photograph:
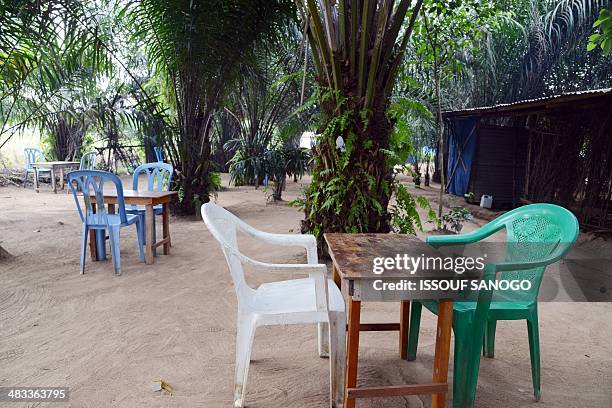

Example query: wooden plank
[332,264,341,288]
[354,323,399,331]
[347,383,448,399]
[153,237,170,249]
[162,203,170,254]
[89,190,177,206]
[431,299,454,408]
[144,204,155,264]
[324,233,456,280]
[345,299,361,408]
[400,301,410,359]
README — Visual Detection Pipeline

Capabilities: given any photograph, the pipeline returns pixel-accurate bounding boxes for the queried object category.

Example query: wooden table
[32,161,80,193]
[325,233,477,408]
[89,190,177,265]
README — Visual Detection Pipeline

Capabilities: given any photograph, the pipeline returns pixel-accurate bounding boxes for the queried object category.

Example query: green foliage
[389,183,437,234]
[589,8,612,54]
[125,0,296,214]
[440,206,473,233]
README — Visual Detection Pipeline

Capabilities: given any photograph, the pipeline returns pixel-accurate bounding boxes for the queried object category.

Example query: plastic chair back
[132,162,173,192]
[79,151,98,170]
[201,202,249,296]
[495,204,578,301]
[67,170,129,227]
[24,148,45,170]
[154,146,164,162]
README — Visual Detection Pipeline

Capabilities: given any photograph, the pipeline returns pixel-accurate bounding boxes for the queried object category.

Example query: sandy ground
[1,175,611,408]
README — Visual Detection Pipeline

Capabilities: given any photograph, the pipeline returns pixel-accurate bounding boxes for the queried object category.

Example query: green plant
[125,0,295,215]
[390,184,437,235]
[440,206,473,234]
[464,191,475,202]
[588,8,612,55]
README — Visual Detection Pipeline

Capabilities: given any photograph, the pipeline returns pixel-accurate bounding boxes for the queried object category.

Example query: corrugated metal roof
[443,88,612,118]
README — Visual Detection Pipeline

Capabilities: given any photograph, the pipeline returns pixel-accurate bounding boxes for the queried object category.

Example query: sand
[0,175,611,408]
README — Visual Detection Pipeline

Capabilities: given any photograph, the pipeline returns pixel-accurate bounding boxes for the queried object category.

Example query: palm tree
[125,0,295,214]
[295,0,423,241]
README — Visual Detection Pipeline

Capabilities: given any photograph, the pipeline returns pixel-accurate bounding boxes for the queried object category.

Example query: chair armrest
[229,246,325,275]
[234,220,318,263]
[426,221,506,247]
[233,249,329,312]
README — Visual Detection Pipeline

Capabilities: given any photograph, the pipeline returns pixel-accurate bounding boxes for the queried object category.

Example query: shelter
[442,88,612,231]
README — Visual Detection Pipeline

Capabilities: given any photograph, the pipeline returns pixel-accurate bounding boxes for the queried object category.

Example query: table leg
[34,169,39,192]
[89,203,106,261]
[89,228,98,262]
[145,204,155,264]
[431,299,453,408]
[59,167,65,192]
[51,166,57,193]
[400,301,410,359]
[162,203,170,255]
[345,298,361,408]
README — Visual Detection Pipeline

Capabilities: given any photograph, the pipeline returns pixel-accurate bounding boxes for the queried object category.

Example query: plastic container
[480,195,493,209]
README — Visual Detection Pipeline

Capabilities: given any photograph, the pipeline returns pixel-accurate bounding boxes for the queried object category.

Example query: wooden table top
[325,233,477,280]
[89,189,177,205]
[32,161,80,167]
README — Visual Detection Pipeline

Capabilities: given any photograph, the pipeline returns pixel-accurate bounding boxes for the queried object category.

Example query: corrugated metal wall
[469,125,528,209]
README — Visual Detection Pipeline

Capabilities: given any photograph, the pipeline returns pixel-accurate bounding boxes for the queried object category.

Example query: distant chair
[127,162,174,252]
[23,147,51,188]
[79,151,98,170]
[153,146,164,162]
[67,170,144,275]
[202,202,346,408]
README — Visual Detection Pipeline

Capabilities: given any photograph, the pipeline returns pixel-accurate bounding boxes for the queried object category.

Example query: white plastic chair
[202,203,346,408]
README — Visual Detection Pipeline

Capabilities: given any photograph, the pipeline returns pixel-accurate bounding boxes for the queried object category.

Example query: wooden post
[145,204,155,264]
[50,166,57,194]
[162,203,171,255]
[431,299,453,408]
[345,298,361,408]
[399,301,410,359]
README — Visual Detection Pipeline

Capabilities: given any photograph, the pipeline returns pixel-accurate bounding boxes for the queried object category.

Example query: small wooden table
[32,161,80,193]
[89,190,177,265]
[325,233,476,408]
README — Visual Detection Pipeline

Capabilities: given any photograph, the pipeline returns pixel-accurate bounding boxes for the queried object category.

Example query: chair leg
[527,310,541,401]
[318,322,330,358]
[406,301,422,361]
[452,318,471,408]
[80,224,88,274]
[135,220,145,263]
[234,314,256,408]
[329,311,346,408]
[484,319,497,358]
[108,226,122,276]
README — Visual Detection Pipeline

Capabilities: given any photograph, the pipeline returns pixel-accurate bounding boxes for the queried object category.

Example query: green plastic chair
[406,203,579,407]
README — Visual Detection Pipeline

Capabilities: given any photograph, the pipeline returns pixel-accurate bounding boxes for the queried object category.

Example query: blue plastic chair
[407,203,579,407]
[154,146,164,162]
[23,148,51,187]
[79,151,98,170]
[67,170,144,275]
[127,163,174,252]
